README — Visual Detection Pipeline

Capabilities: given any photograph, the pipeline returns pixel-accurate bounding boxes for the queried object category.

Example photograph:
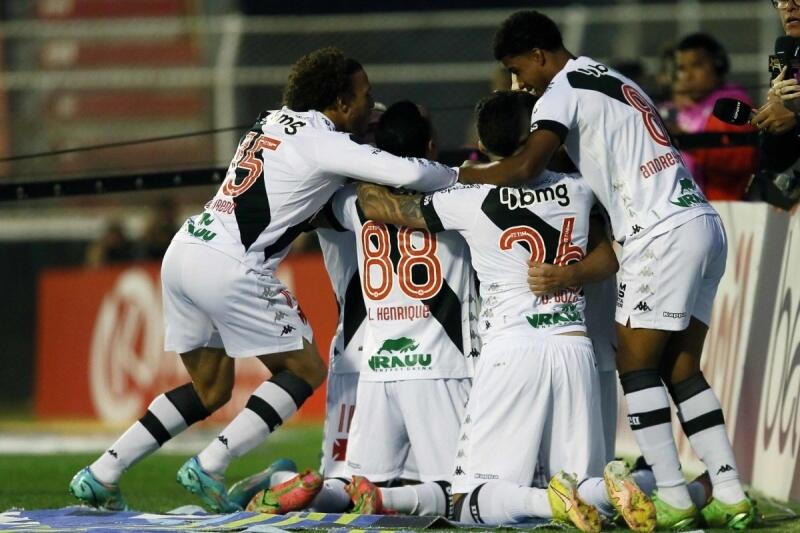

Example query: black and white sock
[453,481,550,525]
[671,372,746,504]
[91,383,210,484]
[197,372,313,476]
[620,369,692,509]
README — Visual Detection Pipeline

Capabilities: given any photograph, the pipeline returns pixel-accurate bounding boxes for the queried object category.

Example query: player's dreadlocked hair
[282,47,364,112]
[375,100,432,159]
[475,90,538,158]
[493,10,564,61]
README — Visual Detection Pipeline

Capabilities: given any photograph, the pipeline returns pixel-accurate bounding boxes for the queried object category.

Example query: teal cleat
[227,458,298,510]
[176,456,241,513]
[68,467,129,511]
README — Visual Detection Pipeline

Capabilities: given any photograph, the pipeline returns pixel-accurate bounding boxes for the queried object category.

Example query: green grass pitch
[0,424,798,532]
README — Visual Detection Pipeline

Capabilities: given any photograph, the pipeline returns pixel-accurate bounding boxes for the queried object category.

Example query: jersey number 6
[361,222,443,301]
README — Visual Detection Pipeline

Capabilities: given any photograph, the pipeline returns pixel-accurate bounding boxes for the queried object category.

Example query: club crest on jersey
[368,337,432,371]
[499,184,570,210]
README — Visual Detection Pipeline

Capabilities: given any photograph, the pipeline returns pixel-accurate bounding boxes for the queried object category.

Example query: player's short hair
[493,10,564,61]
[282,47,364,112]
[374,100,432,159]
[475,91,538,158]
[675,33,730,76]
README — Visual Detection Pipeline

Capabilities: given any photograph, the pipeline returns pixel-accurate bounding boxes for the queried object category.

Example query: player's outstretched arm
[458,129,562,186]
[356,182,428,230]
[527,215,618,296]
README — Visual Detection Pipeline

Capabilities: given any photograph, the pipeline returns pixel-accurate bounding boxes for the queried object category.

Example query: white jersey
[172,107,458,274]
[317,227,364,375]
[331,185,478,382]
[530,56,717,244]
[420,171,595,345]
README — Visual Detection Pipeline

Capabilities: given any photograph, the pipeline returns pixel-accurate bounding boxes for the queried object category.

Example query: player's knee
[301,356,327,389]
[193,379,233,412]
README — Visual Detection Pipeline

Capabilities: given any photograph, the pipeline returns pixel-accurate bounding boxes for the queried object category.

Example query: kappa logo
[454,466,465,476]
[634,301,652,312]
[637,284,652,294]
[280,324,296,336]
[217,435,229,449]
[663,311,686,319]
[639,267,654,277]
[107,449,118,459]
[632,224,644,235]
[274,310,287,321]
[716,464,734,474]
[484,320,492,330]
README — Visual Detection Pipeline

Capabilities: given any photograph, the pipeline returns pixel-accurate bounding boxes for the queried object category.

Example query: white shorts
[346,378,470,482]
[162,241,312,357]
[320,372,359,479]
[452,336,604,495]
[616,214,727,331]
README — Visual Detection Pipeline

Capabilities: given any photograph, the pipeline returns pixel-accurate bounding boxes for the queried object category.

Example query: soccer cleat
[547,471,601,533]
[652,491,698,530]
[246,469,322,514]
[69,467,129,511]
[227,458,297,510]
[603,460,656,532]
[700,497,755,530]
[176,456,241,513]
[346,475,392,515]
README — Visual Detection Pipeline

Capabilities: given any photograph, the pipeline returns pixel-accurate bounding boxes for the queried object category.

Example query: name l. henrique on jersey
[173,107,458,274]
[530,56,716,244]
[331,184,477,382]
[420,172,595,345]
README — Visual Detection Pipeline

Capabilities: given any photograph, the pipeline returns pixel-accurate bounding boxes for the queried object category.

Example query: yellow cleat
[603,460,656,532]
[547,471,601,533]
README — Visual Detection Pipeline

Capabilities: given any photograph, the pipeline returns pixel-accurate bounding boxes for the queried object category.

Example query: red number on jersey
[362,222,393,300]
[361,224,443,301]
[499,217,585,265]
[398,227,443,299]
[222,132,282,197]
[622,84,671,147]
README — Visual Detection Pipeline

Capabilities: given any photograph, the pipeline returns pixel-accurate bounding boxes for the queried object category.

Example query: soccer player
[458,11,754,529]
[477,90,620,464]
[353,107,624,531]
[68,47,458,512]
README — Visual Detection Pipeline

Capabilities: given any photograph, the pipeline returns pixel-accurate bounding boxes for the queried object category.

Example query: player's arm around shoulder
[356,182,428,229]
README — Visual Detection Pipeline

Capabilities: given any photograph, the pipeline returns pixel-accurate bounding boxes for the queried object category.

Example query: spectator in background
[85,221,135,267]
[660,33,757,201]
[140,197,180,259]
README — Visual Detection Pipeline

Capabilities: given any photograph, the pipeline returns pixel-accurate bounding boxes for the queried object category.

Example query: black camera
[769,36,800,80]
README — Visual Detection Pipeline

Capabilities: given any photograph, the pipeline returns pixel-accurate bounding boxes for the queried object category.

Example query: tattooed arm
[356,182,428,230]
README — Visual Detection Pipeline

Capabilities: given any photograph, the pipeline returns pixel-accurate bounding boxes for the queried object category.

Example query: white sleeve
[313,132,458,192]
[530,80,579,145]
[329,184,359,232]
[420,183,486,233]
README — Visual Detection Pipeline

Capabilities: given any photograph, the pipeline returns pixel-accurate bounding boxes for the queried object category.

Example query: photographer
[749,0,800,207]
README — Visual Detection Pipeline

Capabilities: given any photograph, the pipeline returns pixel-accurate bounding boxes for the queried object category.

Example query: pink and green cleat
[346,475,395,515]
[246,469,322,514]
